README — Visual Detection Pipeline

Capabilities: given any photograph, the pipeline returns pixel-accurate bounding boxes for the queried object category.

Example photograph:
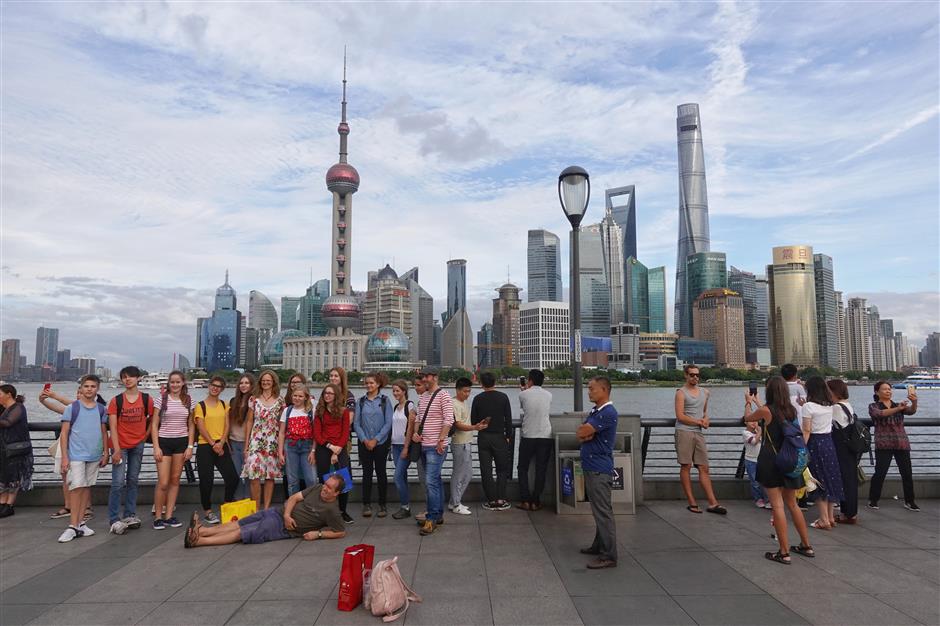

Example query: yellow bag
[221,498,257,523]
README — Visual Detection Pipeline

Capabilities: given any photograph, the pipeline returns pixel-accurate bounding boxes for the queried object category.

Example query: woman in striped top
[150,371,195,529]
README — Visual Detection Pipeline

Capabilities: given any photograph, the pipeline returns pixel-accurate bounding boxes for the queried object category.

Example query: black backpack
[833,402,872,462]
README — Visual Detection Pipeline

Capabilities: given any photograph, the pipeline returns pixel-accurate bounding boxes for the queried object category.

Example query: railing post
[641,426,650,471]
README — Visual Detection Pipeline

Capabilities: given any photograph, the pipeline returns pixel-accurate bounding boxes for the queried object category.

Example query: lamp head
[558,165,590,228]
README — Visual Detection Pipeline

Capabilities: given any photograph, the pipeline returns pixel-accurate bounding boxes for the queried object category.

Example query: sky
[2,2,938,371]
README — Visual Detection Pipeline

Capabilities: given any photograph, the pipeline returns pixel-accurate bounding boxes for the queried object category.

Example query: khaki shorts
[67,460,100,490]
[675,430,709,466]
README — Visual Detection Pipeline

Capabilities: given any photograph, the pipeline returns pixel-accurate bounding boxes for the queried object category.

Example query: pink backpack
[363,556,421,622]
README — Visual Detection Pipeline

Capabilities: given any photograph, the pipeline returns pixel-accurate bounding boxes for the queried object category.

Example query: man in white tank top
[674,365,725,515]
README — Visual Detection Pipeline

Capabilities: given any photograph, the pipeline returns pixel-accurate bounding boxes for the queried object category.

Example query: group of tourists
[678,361,921,566]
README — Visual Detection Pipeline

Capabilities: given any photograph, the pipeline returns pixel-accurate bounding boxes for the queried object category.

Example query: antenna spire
[337,46,350,164]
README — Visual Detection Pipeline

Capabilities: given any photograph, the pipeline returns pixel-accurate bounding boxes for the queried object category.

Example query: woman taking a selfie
[868,381,919,511]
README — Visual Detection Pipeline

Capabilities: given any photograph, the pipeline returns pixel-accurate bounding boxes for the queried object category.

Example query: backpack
[115,392,153,421]
[363,556,421,623]
[358,394,389,415]
[197,399,228,420]
[765,415,809,479]
[833,402,873,462]
[69,400,107,426]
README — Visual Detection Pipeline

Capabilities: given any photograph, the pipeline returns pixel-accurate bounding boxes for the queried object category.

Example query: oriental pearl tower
[321,54,361,335]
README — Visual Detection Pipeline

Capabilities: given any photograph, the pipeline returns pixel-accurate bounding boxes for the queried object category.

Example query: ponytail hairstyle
[230,373,255,427]
[0,384,24,404]
[167,370,191,409]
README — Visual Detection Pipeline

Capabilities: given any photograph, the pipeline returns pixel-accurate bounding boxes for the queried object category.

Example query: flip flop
[810,520,831,530]
[687,505,703,514]
[706,505,728,515]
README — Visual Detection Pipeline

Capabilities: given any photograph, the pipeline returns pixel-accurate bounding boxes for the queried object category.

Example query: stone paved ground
[1,499,938,625]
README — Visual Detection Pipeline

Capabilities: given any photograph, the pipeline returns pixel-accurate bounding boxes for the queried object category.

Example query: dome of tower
[365,327,410,363]
[376,264,398,282]
[262,329,306,365]
[321,294,360,330]
[326,163,360,194]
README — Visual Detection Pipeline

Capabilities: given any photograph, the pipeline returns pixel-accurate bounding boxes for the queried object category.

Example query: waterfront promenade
[2,499,937,626]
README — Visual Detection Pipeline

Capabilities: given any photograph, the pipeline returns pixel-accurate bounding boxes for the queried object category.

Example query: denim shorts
[238,508,291,544]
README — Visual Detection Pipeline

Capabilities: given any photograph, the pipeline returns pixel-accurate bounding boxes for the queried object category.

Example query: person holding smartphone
[471,371,513,511]
[868,381,919,511]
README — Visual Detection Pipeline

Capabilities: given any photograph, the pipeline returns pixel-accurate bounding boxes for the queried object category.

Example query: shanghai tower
[674,103,711,337]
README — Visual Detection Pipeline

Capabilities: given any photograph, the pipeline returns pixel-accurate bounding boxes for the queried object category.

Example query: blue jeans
[392,444,411,507]
[108,442,144,523]
[422,446,447,522]
[744,459,767,502]
[284,439,317,496]
[229,441,248,500]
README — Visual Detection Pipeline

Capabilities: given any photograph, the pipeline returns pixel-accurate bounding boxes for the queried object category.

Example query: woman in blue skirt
[801,377,844,530]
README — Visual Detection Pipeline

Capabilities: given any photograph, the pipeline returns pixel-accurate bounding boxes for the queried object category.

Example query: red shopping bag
[337,543,375,611]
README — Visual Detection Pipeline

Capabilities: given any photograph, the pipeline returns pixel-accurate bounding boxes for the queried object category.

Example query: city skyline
[2,3,938,369]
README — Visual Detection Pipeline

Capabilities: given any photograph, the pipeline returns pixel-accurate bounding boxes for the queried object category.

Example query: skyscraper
[441,310,473,370]
[835,290,847,371]
[674,103,711,337]
[600,208,626,325]
[280,297,302,331]
[648,266,667,333]
[922,332,940,367]
[298,279,331,336]
[605,185,637,262]
[361,265,412,339]
[880,319,897,371]
[578,223,610,337]
[320,54,362,336]
[249,291,279,334]
[199,272,243,372]
[55,349,71,373]
[518,301,569,370]
[755,275,770,351]
[812,253,840,369]
[686,252,727,336]
[476,322,495,369]
[527,230,562,302]
[868,306,885,371]
[767,246,818,367]
[625,257,649,332]
[401,267,434,364]
[693,288,746,369]
[492,282,522,366]
[35,326,59,368]
[445,259,467,324]
[0,339,20,378]
[728,267,758,363]
[846,297,872,371]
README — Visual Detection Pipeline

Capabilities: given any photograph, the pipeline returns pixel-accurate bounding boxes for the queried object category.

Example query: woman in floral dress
[242,370,284,510]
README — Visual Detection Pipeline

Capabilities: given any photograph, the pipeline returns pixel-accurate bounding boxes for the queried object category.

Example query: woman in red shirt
[313,383,352,524]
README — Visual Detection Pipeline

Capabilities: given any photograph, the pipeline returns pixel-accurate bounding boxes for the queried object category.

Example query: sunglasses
[687,373,700,378]
[209,383,224,389]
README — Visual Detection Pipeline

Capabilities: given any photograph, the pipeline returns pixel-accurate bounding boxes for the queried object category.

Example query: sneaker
[123,516,142,530]
[342,512,354,524]
[755,499,766,508]
[482,502,498,511]
[414,511,427,522]
[152,518,166,530]
[867,502,880,510]
[392,507,411,520]
[0,504,13,518]
[454,504,472,515]
[419,519,436,536]
[497,501,511,511]
[362,505,373,518]
[377,506,387,518]
[763,501,773,510]
[203,512,221,525]
[904,502,921,512]
[50,508,71,519]
[78,523,95,537]
[58,526,81,543]
[110,520,128,535]
[798,502,809,511]
[165,517,183,528]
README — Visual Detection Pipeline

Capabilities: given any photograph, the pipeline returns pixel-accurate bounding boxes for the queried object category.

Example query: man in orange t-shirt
[106,366,153,535]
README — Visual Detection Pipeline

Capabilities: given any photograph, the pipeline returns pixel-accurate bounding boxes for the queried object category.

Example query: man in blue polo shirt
[576,376,618,569]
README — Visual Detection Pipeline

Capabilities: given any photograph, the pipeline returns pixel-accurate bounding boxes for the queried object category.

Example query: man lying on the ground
[185,475,347,547]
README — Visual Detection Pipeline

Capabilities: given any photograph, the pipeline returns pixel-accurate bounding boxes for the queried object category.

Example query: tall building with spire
[605,185,637,263]
[600,208,626,326]
[674,103,711,337]
[199,271,243,372]
[321,52,362,336]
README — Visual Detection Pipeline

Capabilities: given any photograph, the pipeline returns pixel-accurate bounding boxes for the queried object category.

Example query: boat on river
[893,371,940,390]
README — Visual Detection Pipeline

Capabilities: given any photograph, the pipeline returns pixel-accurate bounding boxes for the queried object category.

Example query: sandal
[791,543,815,558]
[765,550,791,565]
[810,520,831,530]
[706,505,728,515]
[189,510,201,532]
[184,525,200,549]
[687,505,703,514]
[50,508,71,519]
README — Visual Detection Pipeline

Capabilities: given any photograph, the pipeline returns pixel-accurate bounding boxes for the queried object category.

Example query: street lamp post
[558,166,590,412]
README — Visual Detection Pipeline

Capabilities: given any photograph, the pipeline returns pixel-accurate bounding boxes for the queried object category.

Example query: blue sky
[2,2,938,371]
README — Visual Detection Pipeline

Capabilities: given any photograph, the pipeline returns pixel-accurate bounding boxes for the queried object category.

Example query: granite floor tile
[773,592,921,625]
[485,554,568,597]
[711,549,858,594]
[633,549,764,596]
[64,555,219,603]
[26,601,159,625]
[572,595,694,625]
[491,594,582,625]
[403,596,493,626]
[413,554,487,597]
[806,547,936,595]
[226,599,324,625]
[673,593,809,625]
[170,555,284,601]
[863,548,940,583]
[0,554,68,592]
[4,557,136,604]
[875,593,940,626]
[0,604,53,626]
[138,600,243,625]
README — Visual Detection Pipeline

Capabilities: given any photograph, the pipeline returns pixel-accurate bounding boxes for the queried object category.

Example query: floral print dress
[242,396,284,480]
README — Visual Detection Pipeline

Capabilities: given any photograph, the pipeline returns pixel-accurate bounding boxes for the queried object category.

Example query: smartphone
[519,376,526,387]
[43,383,52,392]
[906,384,916,395]
[748,381,758,397]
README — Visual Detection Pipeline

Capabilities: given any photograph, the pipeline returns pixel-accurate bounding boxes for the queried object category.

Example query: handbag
[856,463,868,484]
[409,390,442,463]
[338,543,375,611]
[1,440,32,458]
[322,463,354,493]
[835,403,872,462]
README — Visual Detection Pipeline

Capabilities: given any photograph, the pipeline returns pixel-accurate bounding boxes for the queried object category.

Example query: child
[278,387,317,496]
[106,366,154,534]
[743,420,770,508]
